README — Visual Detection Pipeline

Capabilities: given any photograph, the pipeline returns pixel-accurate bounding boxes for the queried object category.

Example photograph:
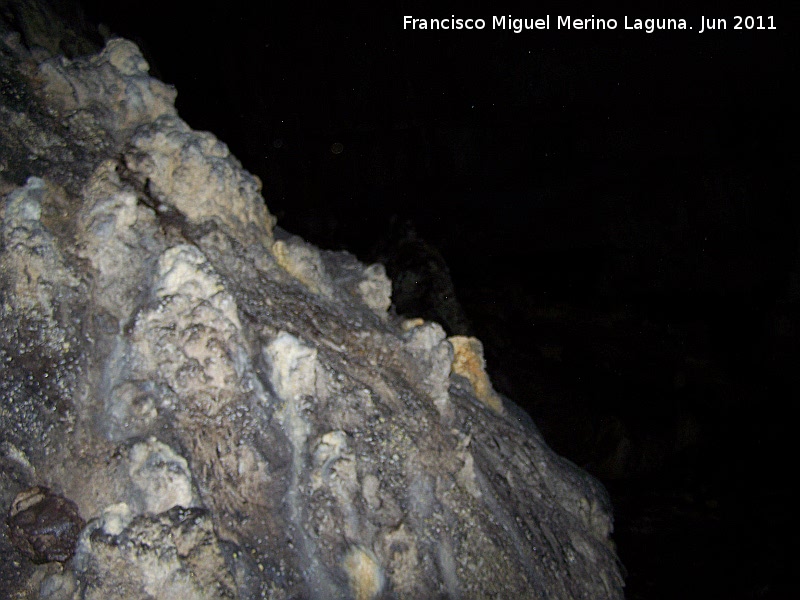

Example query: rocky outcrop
[0,7,624,599]
[369,217,472,337]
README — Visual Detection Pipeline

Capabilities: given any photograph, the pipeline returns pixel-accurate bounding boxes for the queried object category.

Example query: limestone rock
[449,336,504,415]
[0,5,624,599]
[68,506,237,600]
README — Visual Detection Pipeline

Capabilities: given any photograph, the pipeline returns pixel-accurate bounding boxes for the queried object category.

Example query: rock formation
[368,217,472,337]
[0,4,624,598]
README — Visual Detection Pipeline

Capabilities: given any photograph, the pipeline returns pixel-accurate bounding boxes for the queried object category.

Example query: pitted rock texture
[0,7,624,599]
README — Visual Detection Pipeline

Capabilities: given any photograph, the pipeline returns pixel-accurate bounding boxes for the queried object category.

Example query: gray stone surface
[0,6,624,598]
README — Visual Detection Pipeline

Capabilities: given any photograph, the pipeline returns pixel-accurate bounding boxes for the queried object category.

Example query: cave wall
[0,4,623,599]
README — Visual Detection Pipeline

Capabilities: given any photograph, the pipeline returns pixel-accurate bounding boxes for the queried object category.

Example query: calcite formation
[0,6,624,599]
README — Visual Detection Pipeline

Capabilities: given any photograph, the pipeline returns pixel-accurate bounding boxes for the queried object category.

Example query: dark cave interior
[31,2,800,597]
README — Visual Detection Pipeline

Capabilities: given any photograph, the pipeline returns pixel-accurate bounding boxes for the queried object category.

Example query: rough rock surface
[0,6,625,599]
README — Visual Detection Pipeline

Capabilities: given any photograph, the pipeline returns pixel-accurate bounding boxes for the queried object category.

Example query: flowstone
[0,4,624,598]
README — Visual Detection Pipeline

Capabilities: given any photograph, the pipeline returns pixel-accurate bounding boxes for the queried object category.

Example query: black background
[74,3,796,597]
